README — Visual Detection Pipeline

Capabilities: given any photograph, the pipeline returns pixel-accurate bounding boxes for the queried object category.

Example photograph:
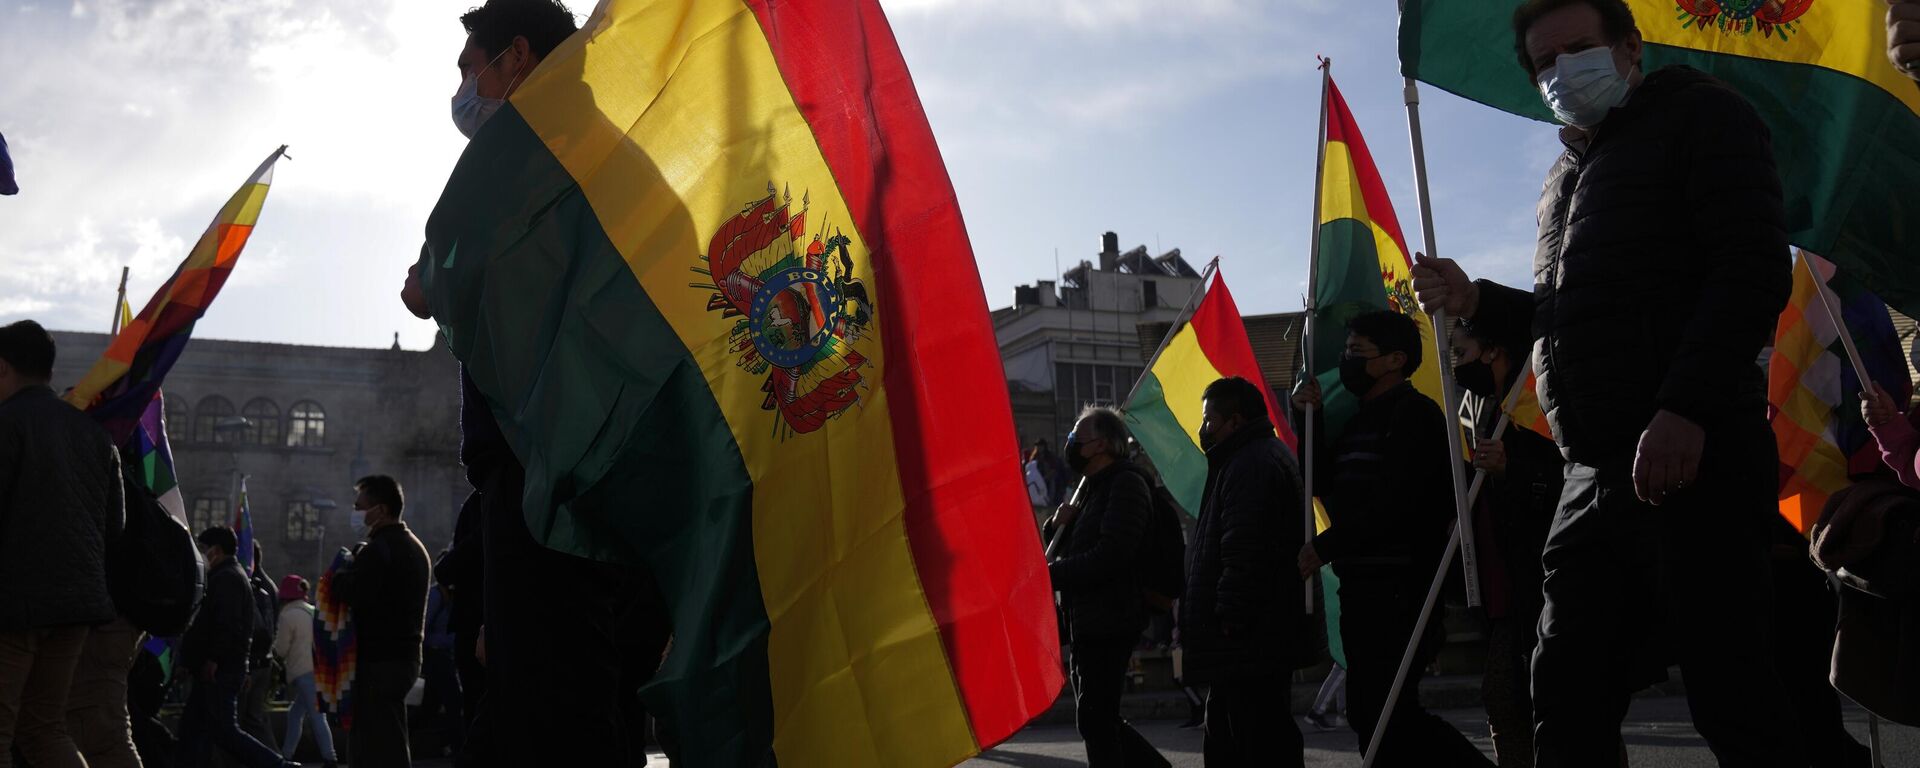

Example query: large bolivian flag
[1312,79,1446,435]
[1123,269,1297,517]
[1767,251,1911,533]
[1401,1,1920,317]
[413,1,1061,765]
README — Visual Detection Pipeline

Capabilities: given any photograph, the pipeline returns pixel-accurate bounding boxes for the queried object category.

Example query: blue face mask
[1536,46,1633,129]
[451,47,519,139]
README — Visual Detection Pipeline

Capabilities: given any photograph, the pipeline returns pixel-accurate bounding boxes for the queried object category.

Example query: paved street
[960,697,1920,768]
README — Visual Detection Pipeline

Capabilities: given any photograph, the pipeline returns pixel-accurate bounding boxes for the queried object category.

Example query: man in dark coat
[1454,325,1563,768]
[1413,1,1809,763]
[332,475,430,768]
[176,527,292,768]
[1044,406,1167,768]
[1181,376,1305,767]
[1293,312,1492,767]
[0,319,125,768]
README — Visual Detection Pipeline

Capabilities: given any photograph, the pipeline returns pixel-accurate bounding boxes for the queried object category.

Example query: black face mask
[1454,360,1496,398]
[1064,440,1091,474]
[1339,355,1379,397]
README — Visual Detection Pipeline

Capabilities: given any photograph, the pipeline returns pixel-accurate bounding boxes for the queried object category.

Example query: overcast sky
[0,0,1561,352]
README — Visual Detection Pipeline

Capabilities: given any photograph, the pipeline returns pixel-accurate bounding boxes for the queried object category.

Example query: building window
[287,401,326,448]
[193,396,237,444]
[189,498,225,536]
[242,399,281,447]
[1052,363,1144,440]
[285,502,323,542]
[164,396,189,444]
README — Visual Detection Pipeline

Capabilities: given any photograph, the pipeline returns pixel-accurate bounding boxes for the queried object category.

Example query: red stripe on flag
[1325,81,1412,267]
[745,0,1064,748]
[1187,272,1299,451]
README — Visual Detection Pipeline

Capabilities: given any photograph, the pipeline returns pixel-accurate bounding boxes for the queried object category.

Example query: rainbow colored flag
[233,477,255,571]
[314,548,356,729]
[412,1,1060,763]
[126,389,187,525]
[1124,269,1298,516]
[1401,1,1920,318]
[1767,252,1911,533]
[64,146,286,442]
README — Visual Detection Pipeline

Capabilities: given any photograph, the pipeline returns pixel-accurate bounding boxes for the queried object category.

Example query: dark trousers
[469,463,627,767]
[1204,672,1300,768]
[175,669,284,768]
[1532,438,1807,768]
[1068,640,1167,768]
[419,648,463,755]
[451,627,485,768]
[349,659,418,768]
[1770,539,1870,768]
[237,664,278,758]
[1341,573,1493,768]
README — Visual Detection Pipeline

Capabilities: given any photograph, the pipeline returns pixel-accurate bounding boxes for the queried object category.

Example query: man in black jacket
[1412,1,1808,764]
[0,319,125,768]
[1044,407,1167,768]
[1292,312,1491,768]
[332,475,430,768]
[1454,325,1563,768]
[1181,376,1304,767]
[176,527,292,768]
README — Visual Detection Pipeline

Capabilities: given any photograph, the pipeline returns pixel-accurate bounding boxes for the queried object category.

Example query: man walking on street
[0,319,126,768]
[274,576,336,768]
[1292,312,1492,768]
[1044,407,1168,768]
[176,527,296,768]
[1413,1,1809,763]
[1183,376,1307,767]
[331,475,430,768]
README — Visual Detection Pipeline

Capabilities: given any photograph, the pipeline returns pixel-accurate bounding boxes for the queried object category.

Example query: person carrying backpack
[1043,406,1169,768]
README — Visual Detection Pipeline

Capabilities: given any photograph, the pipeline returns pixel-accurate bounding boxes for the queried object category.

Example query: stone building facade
[48,330,465,586]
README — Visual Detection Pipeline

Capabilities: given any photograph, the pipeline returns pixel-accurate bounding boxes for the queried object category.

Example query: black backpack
[1139,480,1187,610]
[109,475,206,636]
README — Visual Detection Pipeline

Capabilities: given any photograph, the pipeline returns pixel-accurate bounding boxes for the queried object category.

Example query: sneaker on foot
[1305,710,1338,731]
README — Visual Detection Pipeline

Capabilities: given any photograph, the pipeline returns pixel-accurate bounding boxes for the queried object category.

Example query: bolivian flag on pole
[1123,269,1297,517]
[414,1,1061,764]
[1401,1,1920,317]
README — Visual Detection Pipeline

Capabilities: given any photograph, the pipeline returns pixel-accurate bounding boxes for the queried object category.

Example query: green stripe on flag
[1124,372,1210,517]
[419,106,776,761]
[1312,218,1396,438]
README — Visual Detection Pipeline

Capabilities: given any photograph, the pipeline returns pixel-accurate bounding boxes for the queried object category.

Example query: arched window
[189,498,226,536]
[242,398,281,447]
[287,401,326,448]
[164,396,189,444]
[193,396,236,444]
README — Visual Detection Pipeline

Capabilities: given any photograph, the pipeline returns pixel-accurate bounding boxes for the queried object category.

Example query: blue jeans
[282,673,335,760]
[174,667,287,768]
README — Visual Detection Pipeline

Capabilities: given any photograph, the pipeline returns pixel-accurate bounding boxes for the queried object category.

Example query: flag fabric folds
[413,0,1061,763]
[233,477,255,571]
[128,390,188,526]
[1400,1,1920,318]
[314,548,356,730]
[1767,252,1912,533]
[1124,269,1297,516]
[64,146,287,444]
[1504,369,1555,444]
[1312,78,1448,435]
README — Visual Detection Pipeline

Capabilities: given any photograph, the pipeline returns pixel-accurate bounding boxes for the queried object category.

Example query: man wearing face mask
[1452,326,1562,768]
[1043,408,1168,768]
[1411,0,1807,764]
[329,476,430,768]
[1180,376,1305,767]
[1290,311,1491,767]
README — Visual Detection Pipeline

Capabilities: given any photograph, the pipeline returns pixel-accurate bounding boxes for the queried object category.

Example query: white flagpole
[1401,44,1482,610]
[1361,379,1527,767]
[1799,250,1876,391]
[1302,57,1332,616]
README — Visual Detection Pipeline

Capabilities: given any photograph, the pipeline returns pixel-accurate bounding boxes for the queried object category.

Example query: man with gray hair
[1044,407,1167,768]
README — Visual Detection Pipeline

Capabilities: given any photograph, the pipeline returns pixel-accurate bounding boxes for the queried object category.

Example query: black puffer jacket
[0,385,124,629]
[1179,418,1306,683]
[1047,460,1152,644]
[1469,66,1790,467]
[333,521,431,666]
[181,556,255,671]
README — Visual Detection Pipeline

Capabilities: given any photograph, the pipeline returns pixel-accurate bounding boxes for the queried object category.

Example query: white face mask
[451,47,518,139]
[1536,46,1634,129]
